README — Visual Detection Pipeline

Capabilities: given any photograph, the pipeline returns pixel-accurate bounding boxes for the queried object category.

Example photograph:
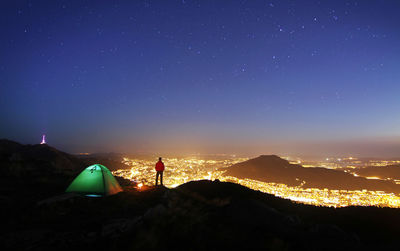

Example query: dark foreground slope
[225,155,400,193]
[2,180,400,251]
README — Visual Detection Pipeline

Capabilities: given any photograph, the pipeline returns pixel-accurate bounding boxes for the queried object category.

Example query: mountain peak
[247,154,291,167]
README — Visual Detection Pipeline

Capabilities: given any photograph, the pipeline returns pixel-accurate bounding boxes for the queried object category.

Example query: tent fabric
[66,164,123,196]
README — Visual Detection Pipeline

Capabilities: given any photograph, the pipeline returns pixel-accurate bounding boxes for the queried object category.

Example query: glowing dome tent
[66,164,123,196]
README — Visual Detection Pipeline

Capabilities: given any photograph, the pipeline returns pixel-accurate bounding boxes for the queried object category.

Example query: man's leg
[156,172,159,186]
[160,171,163,185]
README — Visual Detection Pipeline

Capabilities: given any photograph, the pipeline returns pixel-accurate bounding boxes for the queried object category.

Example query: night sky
[1,0,399,156]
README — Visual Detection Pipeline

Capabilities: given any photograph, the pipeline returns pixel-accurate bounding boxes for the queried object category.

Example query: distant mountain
[77,152,129,171]
[0,140,132,201]
[224,155,400,193]
[0,139,84,177]
[0,139,88,200]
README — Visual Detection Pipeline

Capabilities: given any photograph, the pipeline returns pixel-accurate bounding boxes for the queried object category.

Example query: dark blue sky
[1,0,399,156]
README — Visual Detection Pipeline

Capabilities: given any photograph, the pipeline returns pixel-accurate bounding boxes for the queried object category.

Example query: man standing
[155,157,165,186]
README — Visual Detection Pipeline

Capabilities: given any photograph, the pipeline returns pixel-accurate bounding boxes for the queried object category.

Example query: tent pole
[100,165,106,196]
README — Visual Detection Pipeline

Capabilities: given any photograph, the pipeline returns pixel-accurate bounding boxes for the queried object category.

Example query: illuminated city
[3,0,400,248]
[288,157,400,170]
[113,156,400,208]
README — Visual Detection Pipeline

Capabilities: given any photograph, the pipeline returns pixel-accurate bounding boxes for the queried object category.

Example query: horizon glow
[0,1,399,157]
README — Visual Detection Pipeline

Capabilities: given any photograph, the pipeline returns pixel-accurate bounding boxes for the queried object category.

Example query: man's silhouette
[155,157,165,186]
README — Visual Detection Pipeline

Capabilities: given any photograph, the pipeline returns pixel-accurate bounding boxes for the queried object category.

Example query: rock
[101,217,141,237]
[143,204,167,221]
[37,193,80,206]
[283,214,301,227]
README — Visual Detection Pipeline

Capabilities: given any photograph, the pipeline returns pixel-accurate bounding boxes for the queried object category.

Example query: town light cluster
[113,156,400,208]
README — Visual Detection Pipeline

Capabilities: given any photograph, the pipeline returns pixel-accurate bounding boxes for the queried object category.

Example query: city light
[113,156,400,208]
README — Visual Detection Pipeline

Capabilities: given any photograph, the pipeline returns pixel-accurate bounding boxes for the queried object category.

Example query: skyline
[1,1,399,156]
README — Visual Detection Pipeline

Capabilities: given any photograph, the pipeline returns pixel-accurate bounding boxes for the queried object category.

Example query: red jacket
[155,161,165,172]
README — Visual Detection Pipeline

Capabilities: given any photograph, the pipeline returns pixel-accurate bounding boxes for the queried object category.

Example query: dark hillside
[346,164,400,180]
[77,152,129,171]
[3,179,400,250]
[0,139,86,199]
